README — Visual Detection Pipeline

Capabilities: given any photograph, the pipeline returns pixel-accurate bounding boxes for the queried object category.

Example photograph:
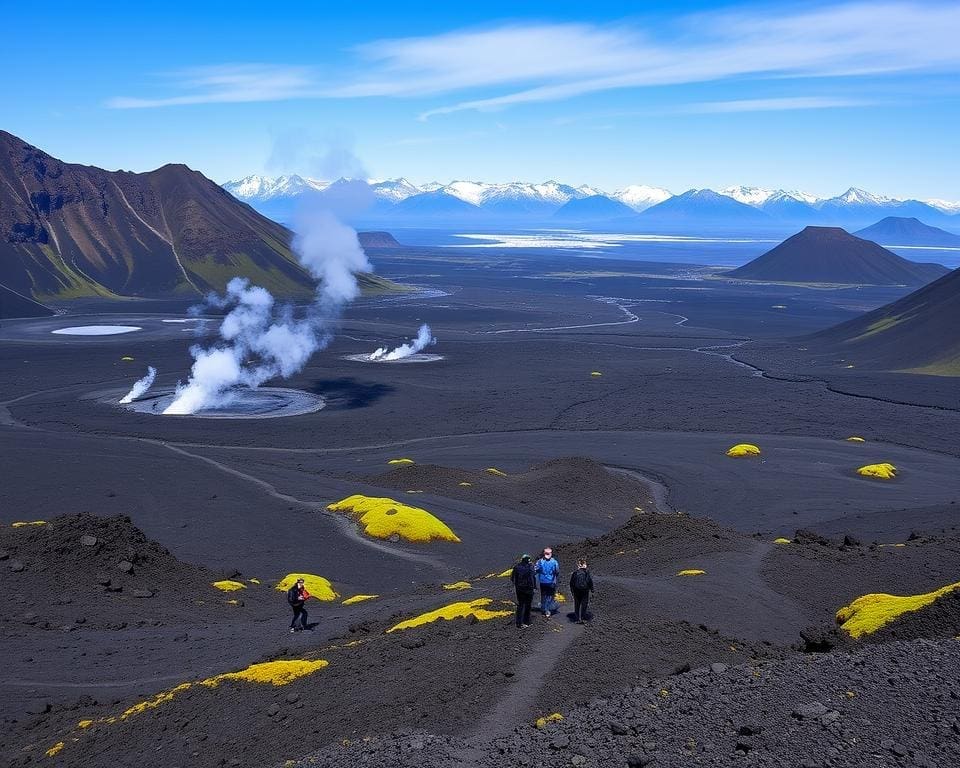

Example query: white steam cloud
[163,210,371,415]
[369,324,435,361]
[119,366,157,404]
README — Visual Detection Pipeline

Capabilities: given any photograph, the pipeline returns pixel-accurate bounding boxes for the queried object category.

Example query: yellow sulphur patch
[774,537,792,544]
[275,574,338,601]
[726,443,760,458]
[677,569,706,576]
[342,594,378,605]
[387,598,511,633]
[836,582,960,638]
[535,713,563,728]
[211,580,246,592]
[856,463,897,480]
[12,520,46,527]
[388,458,414,465]
[327,495,461,543]
[443,581,472,590]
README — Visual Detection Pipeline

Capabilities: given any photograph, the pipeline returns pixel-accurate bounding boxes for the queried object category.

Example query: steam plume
[119,366,157,404]
[369,324,435,361]
[163,210,370,415]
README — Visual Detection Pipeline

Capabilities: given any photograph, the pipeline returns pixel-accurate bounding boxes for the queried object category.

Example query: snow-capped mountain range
[223,175,960,231]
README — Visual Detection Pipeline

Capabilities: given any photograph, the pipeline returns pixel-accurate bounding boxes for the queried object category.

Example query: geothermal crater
[116,387,325,419]
[342,352,444,364]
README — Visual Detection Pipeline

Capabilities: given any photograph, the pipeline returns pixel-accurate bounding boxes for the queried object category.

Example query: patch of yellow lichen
[774,537,792,545]
[275,574,339,601]
[726,443,760,457]
[846,436,865,442]
[45,742,64,757]
[485,467,507,476]
[836,582,960,638]
[677,569,706,576]
[388,458,415,465]
[443,581,472,590]
[121,682,193,719]
[535,713,563,728]
[12,520,46,527]
[211,580,246,592]
[200,659,329,688]
[342,594,378,605]
[327,494,461,543]
[386,598,512,633]
[856,463,897,480]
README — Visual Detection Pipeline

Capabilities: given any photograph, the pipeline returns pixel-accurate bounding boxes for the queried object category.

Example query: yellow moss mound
[443,581,472,590]
[535,713,563,728]
[726,443,760,457]
[846,436,866,442]
[836,582,960,638]
[677,569,706,576]
[201,659,328,687]
[327,495,461,543]
[211,580,246,592]
[387,598,512,633]
[856,463,897,480]
[485,467,507,476]
[342,594,379,605]
[388,458,415,465]
[275,573,339,601]
[774,537,792,545]
[45,742,65,757]
[12,520,46,528]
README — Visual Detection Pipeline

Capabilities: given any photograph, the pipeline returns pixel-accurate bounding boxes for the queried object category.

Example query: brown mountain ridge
[724,226,948,286]
[0,130,399,301]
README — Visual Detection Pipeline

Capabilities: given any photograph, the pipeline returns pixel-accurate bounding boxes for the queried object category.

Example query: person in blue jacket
[535,547,560,617]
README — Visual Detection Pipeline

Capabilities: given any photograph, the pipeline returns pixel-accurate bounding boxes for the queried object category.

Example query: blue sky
[3,1,959,199]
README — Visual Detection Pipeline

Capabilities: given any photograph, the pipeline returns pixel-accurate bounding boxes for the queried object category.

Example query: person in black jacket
[287,578,309,632]
[510,554,536,629]
[569,558,594,624]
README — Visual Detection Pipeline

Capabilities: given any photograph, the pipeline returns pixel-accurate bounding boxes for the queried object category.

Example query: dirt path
[451,618,584,765]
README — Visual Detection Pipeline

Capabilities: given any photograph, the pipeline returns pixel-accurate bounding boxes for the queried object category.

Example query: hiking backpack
[571,569,590,592]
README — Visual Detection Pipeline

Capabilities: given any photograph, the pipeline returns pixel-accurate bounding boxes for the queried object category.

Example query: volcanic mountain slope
[808,266,960,374]
[724,226,948,286]
[853,216,960,247]
[0,282,52,318]
[0,131,398,300]
[366,457,653,526]
[552,194,636,222]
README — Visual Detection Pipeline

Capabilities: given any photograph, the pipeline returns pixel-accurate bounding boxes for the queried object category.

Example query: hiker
[510,554,536,628]
[287,578,311,632]
[535,547,560,618]
[569,558,595,624]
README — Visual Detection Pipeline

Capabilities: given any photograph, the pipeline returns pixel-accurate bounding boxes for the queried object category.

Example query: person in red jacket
[286,578,311,632]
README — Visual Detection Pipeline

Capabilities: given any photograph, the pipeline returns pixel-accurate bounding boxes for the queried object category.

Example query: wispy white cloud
[107,64,317,108]
[675,96,873,114]
[108,3,960,112]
